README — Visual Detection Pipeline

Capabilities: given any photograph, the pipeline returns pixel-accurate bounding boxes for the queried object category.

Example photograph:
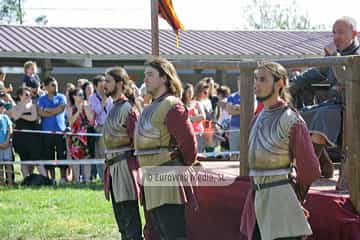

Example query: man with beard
[240,62,321,240]
[134,57,197,240]
[290,16,359,180]
[102,67,142,240]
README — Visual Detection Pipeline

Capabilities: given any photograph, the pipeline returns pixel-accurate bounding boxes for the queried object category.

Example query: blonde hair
[255,62,292,104]
[194,80,209,100]
[23,61,37,73]
[144,57,183,98]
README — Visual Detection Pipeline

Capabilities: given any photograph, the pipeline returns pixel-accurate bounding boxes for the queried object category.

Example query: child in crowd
[0,100,13,186]
[22,61,40,87]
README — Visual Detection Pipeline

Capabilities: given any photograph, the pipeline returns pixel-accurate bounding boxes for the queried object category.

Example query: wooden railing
[174,55,360,213]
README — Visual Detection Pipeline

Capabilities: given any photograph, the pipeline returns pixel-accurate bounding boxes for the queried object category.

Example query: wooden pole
[215,70,224,85]
[239,68,254,176]
[151,0,160,56]
[346,56,360,213]
[41,59,52,79]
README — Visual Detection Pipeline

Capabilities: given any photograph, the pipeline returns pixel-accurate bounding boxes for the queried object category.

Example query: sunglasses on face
[76,93,84,97]
[50,83,57,87]
[23,92,30,97]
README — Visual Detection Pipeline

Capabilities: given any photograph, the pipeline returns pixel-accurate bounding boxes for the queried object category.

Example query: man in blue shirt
[38,76,67,184]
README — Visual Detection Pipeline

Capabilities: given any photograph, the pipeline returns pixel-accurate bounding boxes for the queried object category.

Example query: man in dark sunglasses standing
[38,76,67,185]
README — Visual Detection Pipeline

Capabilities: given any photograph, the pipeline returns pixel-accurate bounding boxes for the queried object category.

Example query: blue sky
[22,0,360,30]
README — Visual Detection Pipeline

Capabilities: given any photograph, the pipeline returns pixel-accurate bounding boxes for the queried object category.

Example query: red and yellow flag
[158,0,185,48]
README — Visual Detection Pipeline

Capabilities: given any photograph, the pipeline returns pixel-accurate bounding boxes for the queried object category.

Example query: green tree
[244,0,327,30]
[0,0,24,24]
[0,0,48,25]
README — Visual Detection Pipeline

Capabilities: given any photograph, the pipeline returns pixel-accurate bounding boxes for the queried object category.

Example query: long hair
[194,80,209,101]
[105,67,135,104]
[68,88,83,107]
[81,81,93,100]
[15,87,31,102]
[181,83,194,105]
[144,57,183,98]
[255,62,292,104]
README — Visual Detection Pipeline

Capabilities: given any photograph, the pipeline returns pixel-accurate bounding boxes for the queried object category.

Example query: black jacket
[291,39,360,91]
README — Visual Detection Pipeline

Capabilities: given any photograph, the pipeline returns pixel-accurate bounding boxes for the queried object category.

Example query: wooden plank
[346,56,360,213]
[239,69,254,176]
[173,56,352,70]
[151,0,160,56]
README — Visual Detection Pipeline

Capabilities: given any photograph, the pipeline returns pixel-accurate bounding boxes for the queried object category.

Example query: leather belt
[252,179,290,191]
[134,147,171,156]
[105,152,129,166]
[249,168,291,177]
[105,146,132,155]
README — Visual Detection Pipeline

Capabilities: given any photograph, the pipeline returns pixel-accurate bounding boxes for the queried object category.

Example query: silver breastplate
[103,101,132,150]
[134,100,163,151]
[248,106,299,170]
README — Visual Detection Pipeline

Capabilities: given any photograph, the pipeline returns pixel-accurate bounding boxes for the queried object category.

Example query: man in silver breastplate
[134,57,197,240]
[241,62,321,240]
[103,67,142,240]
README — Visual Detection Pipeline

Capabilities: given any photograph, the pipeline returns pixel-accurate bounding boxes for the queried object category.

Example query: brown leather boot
[313,143,334,178]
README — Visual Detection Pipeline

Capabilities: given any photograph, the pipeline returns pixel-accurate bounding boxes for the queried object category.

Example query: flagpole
[151,0,160,56]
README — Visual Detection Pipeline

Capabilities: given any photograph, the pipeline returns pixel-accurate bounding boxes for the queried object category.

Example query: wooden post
[239,68,254,176]
[215,69,224,85]
[41,59,52,79]
[151,0,160,56]
[346,56,360,213]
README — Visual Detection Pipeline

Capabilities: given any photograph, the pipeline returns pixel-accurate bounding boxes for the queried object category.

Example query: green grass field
[0,182,145,240]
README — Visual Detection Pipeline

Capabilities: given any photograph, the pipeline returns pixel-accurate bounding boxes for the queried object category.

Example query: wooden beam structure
[345,56,360,213]
[40,59,53,80]
[151,0,160,56]
[173,56,352,70]
[173,55,360,212]
[239,69,254,176]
